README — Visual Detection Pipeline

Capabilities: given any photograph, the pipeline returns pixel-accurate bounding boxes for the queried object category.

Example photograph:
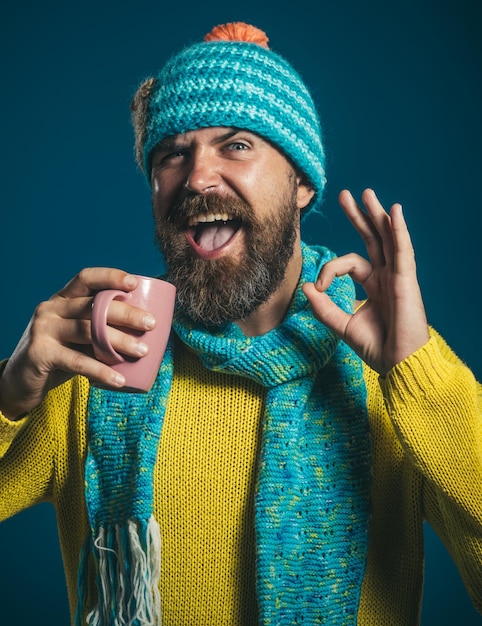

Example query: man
[0,21,481,626]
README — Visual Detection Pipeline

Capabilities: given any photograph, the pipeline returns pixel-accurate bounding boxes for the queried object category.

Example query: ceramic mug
[90,275,176,392]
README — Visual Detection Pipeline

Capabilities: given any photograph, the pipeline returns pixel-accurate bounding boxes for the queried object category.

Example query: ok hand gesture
[303,188,430,376]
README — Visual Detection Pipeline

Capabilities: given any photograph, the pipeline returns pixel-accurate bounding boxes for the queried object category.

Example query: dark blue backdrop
[1,0,481,623]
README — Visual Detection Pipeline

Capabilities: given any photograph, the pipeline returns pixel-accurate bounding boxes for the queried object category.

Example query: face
[150,127,314,327]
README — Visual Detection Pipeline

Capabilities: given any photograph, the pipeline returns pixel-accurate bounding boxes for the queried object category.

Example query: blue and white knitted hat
[131,22,326,214]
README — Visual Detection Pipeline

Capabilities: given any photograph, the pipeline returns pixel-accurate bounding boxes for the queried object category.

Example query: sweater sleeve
[0,359,27,459]
[380,328,482,612]
[0,413,29,458]
[0,380,76,521]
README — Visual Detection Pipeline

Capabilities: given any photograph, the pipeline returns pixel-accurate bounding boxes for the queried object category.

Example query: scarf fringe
[76,515,162,626]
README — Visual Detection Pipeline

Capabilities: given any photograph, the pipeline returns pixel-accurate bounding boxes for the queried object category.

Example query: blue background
[1,0,481,623]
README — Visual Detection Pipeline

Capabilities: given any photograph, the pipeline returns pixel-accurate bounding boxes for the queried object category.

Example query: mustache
[165,193,254,227]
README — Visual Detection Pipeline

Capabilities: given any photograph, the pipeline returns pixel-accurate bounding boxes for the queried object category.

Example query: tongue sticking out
[195,222,238,251]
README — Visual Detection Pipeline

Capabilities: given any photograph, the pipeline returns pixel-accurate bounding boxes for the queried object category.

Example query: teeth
[187,213,233,227]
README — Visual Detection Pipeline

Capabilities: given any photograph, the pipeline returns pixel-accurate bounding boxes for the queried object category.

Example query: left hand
[303,188,430,376]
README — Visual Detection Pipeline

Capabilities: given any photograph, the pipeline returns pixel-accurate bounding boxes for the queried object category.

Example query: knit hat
[131,22,326,214]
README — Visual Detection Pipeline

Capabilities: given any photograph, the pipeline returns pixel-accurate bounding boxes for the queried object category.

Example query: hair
[130,76,157,170]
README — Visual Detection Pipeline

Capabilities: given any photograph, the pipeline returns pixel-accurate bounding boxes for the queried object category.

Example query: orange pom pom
[204,22,270,49]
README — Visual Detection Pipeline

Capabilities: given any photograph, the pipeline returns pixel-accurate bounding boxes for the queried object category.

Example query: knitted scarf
[77,243,372,625]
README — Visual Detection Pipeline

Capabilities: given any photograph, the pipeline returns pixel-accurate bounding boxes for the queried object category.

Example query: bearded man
[0,22,481,626]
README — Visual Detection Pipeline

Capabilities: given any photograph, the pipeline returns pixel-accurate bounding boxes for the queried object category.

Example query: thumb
[303,282,351,339]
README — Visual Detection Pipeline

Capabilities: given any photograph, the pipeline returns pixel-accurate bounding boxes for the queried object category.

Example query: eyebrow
[155,128,243,152]
[212,128,243,144]
[155,137,183,152]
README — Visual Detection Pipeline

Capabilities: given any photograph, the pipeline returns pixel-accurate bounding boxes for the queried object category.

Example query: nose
[184,149,221,194]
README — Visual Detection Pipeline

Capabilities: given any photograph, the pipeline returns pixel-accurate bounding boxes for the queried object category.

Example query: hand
[303,188,430,376]
[0,268,157,420]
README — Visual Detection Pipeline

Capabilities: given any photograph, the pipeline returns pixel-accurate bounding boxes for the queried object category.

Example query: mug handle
[91,290,130,365]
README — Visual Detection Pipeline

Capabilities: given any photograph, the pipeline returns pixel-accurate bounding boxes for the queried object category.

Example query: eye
[151,149,187,169]
[164,149,186,161]
[226,141,248,151]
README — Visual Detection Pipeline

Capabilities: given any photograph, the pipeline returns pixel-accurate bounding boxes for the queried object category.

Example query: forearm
[423,474,482,613]
[380,329,482,515]
[0,397,56,521]
[380,329,482,611]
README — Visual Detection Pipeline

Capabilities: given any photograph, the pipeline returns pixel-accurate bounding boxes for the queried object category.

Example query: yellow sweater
[1,330,481,625]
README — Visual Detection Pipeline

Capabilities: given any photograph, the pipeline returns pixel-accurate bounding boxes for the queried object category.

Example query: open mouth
[185,213,242,256]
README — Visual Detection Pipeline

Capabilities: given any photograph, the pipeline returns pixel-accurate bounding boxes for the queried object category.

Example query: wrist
[0,361,35,421]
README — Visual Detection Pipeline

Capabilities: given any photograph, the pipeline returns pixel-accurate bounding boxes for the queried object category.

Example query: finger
[60,299,156,355]
[24,324,129,388]
[34,296,155,359]
[57,268,138,299]
[54,345,127,388]
[106,300,157,332]
[303,282,352,340]
[390,203,416,275]
[50,293,156,332]
[361,188,396,268]
[315,253,373,291]
[338,189,385,266]
[53,318,151,359]
[97,325,151,359]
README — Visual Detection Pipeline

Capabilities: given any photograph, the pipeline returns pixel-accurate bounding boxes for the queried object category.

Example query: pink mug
[90,275,176,392]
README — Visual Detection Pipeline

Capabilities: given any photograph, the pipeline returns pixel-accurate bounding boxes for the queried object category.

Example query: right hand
[0,268,157,420]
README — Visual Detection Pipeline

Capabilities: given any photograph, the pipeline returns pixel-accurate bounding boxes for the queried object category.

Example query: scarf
[77,243,371,625]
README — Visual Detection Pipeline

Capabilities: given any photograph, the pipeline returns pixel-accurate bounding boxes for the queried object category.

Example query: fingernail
[124,275,138,289]
[113,373,126,386]
[144,314,156,329]
[137,342,149,355]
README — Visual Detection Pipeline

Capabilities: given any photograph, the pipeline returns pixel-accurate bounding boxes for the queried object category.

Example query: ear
[295,174,315,211]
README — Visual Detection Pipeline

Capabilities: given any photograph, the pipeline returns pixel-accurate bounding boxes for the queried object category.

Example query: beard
[155,187,300,328]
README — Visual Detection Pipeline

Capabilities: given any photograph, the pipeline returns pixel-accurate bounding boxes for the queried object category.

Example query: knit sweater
[0,329,481,625]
